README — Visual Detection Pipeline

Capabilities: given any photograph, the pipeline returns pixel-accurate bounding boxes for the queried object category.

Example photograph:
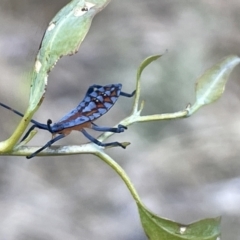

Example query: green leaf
[29,0,111,111]
[189,55,240,115]
[138,203,221,240]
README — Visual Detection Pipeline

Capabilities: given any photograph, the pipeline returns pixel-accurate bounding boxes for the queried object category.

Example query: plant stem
[95,151,142,204]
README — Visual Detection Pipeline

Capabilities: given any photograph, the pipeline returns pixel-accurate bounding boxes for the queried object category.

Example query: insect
[0,83,135,159]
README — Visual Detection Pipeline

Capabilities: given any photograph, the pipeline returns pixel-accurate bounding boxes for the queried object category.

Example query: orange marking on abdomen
[55,121,92,136]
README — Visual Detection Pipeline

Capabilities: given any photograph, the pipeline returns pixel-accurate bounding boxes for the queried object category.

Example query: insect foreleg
[120,90,136,98]
[20,125,38,142]
[20,122,49,142]
[26,134,65,159]
[81,129,126,149]
[91,123,127,133]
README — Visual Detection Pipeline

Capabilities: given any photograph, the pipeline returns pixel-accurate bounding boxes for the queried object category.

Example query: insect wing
[51,84,123,131]
[78,84,122,120]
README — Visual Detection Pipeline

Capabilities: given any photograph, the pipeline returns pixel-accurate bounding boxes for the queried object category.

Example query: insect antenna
[0,103,42,126]
[0,102,50,141]
[47,119,53,132]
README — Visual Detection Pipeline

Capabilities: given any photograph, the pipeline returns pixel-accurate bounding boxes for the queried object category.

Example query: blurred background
[0,0,240,239]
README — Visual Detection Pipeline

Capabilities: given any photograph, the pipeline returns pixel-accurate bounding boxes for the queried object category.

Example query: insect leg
[20,122,49,142]
[20,125,38,142]
[26,134,65,159]
[120,90,136,98]
[91,123,127,133]
[81,129,126,149]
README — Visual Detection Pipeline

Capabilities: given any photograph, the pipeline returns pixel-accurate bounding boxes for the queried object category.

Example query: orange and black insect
[0,84,135,158]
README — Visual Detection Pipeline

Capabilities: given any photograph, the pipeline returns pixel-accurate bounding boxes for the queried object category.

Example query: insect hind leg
[91,123,127,133]
[81,129,126,149]
[120,90,136,98]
